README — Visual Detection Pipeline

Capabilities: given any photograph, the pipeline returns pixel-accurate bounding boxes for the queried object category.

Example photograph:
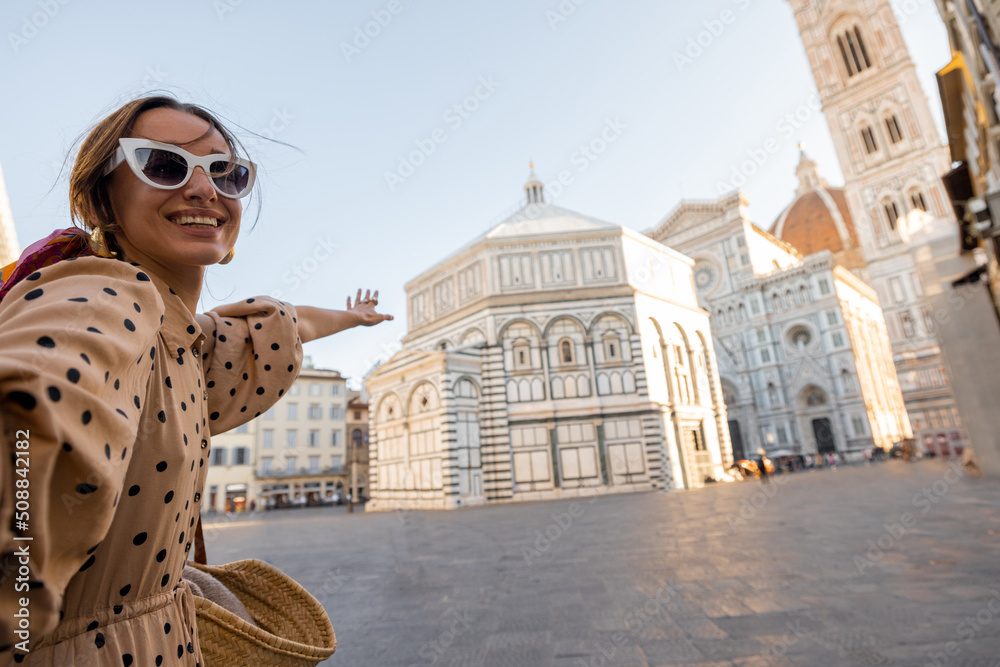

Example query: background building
[204,359,350,510]
[366,176,731,511]
[650,188,911,460]
[346,390,371,502]
[782,0,968,456]
[0,162,21,266]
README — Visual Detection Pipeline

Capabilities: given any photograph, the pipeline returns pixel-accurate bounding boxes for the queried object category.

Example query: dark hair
[68,96,252,255]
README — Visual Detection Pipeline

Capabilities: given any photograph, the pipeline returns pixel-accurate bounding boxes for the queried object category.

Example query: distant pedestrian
[756,451,769,482]
[249,499,257,516]
[827,453,837,470]
[863,447,873,466]
[804,454,814,470]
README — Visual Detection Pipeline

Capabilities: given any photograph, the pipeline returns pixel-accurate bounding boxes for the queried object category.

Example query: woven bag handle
[194,515,207,565]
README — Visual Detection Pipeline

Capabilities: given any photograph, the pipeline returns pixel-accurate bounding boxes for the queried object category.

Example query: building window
[885,115,903,143]
[309,382,322,397]
[330,384,342,396]
[309,456,320,474]
[884,200,900,231]
[353,410,362,420]
[288,383,300,396]
[767,383,779,406]
[889,277,905,304]
[234,447,248,465]
[777,426,788,445]
[263,407,275,421]
[211,448,227,466]
[842,369,855,394]
[750,299,760,314]
[236,423,249,434]
[261,457,272,474]
[760,348,771,363]
[922,307,935,334]
[287,403,298,420]
[910,191,927,211]
[861,126,878,154]
[900,311,916,338]
[331,431,341,447]
[512,340,531,370]
[818,279,831,296]
[352,429,363,447]
[838,26,872,77]
[286,429,297,448]
[852,416,866,436]
[329,406,344,420]
[308,430,319,447]
[559,339,575,364]
[308,404,322,420]
[757,328,766,343]
[740,252,750,266]
[602,334,621,361]
[285,457,296,474]
[826,311,838,326]
[331,456,342,469]
[832,332,844,348]
[262,430,274,448]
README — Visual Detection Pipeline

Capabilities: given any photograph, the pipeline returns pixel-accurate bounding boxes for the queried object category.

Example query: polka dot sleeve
[197,297,303,434]
[0,257,163,645]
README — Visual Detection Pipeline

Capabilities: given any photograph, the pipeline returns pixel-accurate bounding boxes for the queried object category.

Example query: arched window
[861,126,878,154]
[841,369,855,395]
[799,285,808,304]
[885,115,903,143]
[559,338,575,365]
[772,293,781,312]
[352,428,364,447]
[883,200,900,231]
[767,383,779,406]
[513,340,531,369]
[602,333,621,361]
[837,25,872,77]
[910,190,927,212]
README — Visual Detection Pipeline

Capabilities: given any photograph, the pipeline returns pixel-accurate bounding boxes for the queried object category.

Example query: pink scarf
[0,227,95,301]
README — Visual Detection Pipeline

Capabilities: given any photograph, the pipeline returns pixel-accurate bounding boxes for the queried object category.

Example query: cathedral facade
[365,176,732,510]
[649,185,911,460]
[781,0,967,456]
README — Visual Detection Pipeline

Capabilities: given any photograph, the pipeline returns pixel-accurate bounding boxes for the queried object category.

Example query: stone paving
[203,460,1000,666]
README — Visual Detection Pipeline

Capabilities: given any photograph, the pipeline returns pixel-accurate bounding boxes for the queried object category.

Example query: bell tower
[786,0,953,255]
[785,0,967,453]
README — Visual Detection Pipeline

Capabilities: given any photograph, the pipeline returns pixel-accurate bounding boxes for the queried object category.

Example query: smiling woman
[0,96,391,666]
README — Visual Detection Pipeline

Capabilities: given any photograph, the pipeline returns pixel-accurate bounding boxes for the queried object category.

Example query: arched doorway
[799,385,836,455]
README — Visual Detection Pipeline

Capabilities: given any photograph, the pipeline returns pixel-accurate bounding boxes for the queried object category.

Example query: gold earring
[88,226,117,258]
[219,248,235,265]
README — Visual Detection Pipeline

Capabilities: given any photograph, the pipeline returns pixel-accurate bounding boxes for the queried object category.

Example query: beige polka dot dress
[0,256,303,665]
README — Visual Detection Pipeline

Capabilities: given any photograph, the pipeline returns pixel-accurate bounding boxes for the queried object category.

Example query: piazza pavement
[203,459,1000,666]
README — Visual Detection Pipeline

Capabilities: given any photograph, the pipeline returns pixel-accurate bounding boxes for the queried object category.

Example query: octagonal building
[365,173,732,510]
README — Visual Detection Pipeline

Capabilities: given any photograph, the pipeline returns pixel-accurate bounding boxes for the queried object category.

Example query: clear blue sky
[0,0,950,387]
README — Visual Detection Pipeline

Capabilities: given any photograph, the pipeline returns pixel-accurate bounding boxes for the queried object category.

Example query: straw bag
[189,519,337,666]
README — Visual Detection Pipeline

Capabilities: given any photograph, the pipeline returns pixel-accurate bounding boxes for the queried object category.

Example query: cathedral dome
[770,150,862,267]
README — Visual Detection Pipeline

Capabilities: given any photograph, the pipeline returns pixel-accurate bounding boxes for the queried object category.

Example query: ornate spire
[794,144,828,195]
[524,162,544,205]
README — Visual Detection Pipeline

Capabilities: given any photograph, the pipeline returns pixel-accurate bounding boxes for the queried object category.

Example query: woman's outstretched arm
[296,289,394,343]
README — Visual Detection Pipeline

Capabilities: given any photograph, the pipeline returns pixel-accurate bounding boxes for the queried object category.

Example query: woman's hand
[346,289,394,327]
[295,289,394,343]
